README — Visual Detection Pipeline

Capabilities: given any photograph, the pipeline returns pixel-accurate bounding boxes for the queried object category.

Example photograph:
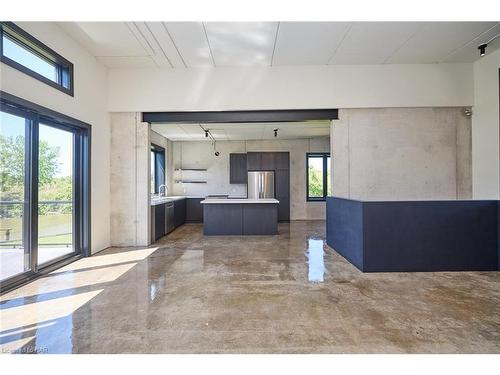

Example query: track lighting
[205,130,209,137]
[476,32,500,58]
[478,43,487,57]
[274,128,278,137]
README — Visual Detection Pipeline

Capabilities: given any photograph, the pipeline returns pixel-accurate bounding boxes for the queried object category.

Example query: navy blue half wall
[326,197,500,272]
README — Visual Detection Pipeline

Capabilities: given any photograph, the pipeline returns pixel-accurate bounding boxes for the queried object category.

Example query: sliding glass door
[37,123,75,266]
[0,110,31,281]
[0,93,90,290]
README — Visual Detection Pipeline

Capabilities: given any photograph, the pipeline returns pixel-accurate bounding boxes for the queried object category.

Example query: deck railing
[0,200,72,248]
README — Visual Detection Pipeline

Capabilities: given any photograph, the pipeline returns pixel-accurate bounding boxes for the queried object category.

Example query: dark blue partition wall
[326,198,364,270]
[326,197,500,272]
[498,201,500,268]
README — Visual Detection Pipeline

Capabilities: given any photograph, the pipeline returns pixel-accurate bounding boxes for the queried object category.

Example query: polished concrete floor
[1,246,74,281]
[1,221,500,354]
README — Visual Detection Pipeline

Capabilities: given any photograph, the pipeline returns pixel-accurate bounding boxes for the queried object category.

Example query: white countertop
[150,196,184,206]
[150,195,248,205]
[200,198,279,204]
[150,195,206,206]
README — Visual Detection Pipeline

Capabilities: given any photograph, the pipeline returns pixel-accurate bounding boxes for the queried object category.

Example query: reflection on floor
[1,221,500,354]
[1,246,74,281]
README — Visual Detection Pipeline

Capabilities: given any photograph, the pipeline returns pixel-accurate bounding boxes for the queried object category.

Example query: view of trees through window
[307,153,331,200]
[37,124,73,259]
[1,111,74,279]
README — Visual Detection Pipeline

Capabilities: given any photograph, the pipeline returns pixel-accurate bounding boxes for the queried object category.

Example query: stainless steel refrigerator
[247,171,275,199]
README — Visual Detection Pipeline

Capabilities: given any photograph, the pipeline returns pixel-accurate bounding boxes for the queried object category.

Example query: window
[0,91,90,291]
[150,144,166,194]
[0,22,74,96]
[306,153,331,201]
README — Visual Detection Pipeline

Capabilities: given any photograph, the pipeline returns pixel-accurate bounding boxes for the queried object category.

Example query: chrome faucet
[159,184,168,197]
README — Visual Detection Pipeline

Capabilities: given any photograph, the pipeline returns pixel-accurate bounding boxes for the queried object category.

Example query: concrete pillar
[110,112,150,247]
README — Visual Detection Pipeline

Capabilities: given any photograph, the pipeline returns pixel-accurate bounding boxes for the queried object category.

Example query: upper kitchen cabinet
[246,152,262,170]
[260,152,276,170]
[275,152,290,170]
[229,153,247,184]
[247,152,289,171]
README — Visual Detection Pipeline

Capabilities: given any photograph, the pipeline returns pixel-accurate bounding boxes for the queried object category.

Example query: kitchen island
[201,198,279,235]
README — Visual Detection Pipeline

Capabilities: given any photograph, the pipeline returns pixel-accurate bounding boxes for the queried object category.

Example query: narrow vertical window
[150,145,165,194]
[306,153,331,201]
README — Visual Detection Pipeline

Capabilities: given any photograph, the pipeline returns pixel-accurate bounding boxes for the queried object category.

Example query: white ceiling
[58,22,500,68]
[151,121,331,141]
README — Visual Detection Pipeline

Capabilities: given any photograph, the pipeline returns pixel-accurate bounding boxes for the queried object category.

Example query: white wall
[172,137,330,220]
[108,64,473,112]
[472,48,500,199]
[0,22,111,254]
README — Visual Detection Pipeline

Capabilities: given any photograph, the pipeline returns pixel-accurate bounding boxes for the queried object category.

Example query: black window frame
[0,22,74,97]
[0,91,90,292]
[306,152,331,202]
[151,144,165,194]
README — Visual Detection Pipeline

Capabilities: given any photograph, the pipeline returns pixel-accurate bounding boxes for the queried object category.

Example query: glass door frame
[0,91,91,292]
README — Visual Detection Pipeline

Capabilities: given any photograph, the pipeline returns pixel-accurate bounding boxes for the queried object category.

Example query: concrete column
[472,48,500,199]
[330,111,350,198]
[110,112,150,247]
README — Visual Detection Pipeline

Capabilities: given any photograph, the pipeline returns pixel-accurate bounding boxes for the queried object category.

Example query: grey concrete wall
[150,129,174,195]
[172,137,330,220]
[331,108,472,201]
[172,141,248,198]
[110,113,150,246]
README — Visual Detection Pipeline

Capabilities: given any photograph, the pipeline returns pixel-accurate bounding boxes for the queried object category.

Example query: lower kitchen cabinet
[152,203,166,241]
[174,198,186,227]
[186,198,204,222]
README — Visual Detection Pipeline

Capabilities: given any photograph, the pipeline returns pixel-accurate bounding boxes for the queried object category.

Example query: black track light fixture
[205,130,209,138]
[478,43,487,57]
[273,128,278,137]
[475,33,500,58]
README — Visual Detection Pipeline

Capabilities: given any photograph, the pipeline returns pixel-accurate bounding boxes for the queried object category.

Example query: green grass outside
[0,213,72,247]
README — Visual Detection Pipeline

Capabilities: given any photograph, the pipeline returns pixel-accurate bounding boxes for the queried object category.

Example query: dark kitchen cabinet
[246,152,261,170]
[242,151,290,222]
[276,169,290,222]
[277,196,290,222]
[275,169,290,198]
[154,203,166,241]
[186,198,204,222]
[174,198,186,228]
[275,152,290,169]
[260,152,275,170]
[203,204,243,235]
[229,153,247,184]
